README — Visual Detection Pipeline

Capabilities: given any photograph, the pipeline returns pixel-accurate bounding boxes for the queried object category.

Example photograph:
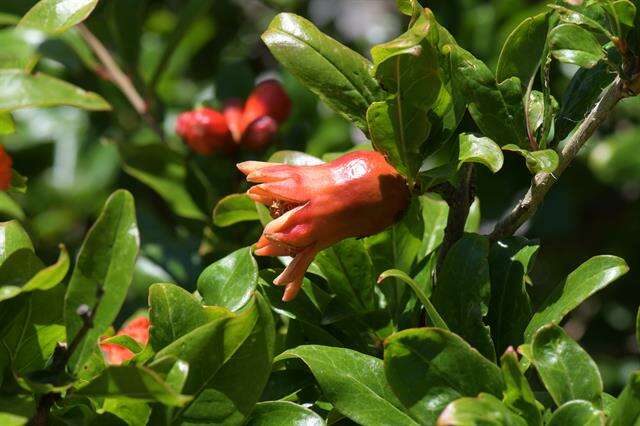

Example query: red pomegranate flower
[0,146,12,191]
[177,80,291,154]
[100,316,150,365]
[238,150,410,301]
[175,108,234,155]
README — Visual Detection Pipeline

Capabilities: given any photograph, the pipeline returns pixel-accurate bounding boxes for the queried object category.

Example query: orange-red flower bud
[241,116,278,151]
[242,79,292,130]
[175,108,234,155]
[0,146,12,191]
[100,316,150,365]
[238,150,410,301]
[223,98,245,143]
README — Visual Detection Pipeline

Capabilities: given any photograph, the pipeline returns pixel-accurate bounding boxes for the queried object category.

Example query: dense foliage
[0,0,640,425]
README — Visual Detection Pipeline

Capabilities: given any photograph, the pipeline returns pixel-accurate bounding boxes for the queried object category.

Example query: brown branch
[436,164,475,270]
[490,76,626,241]
[77,24,165,141]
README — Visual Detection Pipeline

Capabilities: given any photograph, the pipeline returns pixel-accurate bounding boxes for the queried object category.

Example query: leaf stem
[489,76,626,241]
[77,24,165,141]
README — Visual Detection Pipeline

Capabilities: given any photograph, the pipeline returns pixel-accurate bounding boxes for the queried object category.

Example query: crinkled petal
[274,246,317,301]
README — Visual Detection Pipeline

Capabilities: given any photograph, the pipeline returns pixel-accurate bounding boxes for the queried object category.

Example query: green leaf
[0,413,27,426]
[530,324,602,407]
[502,145,559,174]
[0,192,25,220]
[547,400,604,426]
[549,5,612,39]
[525,255,629,342]
[438,393,528,426]
[313,238,376,313]
[262,13,384,132]
[487,237,539,356]
[384,328,505,425]
[0,245,70,302]
[447,45,527,148]
[418,194,448,259]
[246,401,324,426]
[549,24,605,68]
[0,220,34,265]
[64,189,140,374]
[19,0,98,34]
[268,150,324,166]
[197,247,258,312]
[458,133,504,173]
[77,365,191,406]
[608,371,640,426]
[101,399,151,426]
[555,63,613,141]
[161,294,275,425]
[0,113,14,135]
[277,345,416,426]
[496,13,549,86]
[500,348,542,426]
[367,9,441,181]
[101,334,144,354]
[213,194,260,227]
[149,283,223,351]
[0,70,110,112]
[119,143,206,221]
[377,269,447,329]
[432,234,496,361]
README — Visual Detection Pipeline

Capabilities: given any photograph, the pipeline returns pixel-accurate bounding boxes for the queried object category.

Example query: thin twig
[489,76,626,241]
[77,24,165,141]
[436,164,476,271]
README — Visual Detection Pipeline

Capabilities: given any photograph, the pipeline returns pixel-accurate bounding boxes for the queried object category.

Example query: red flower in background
[0,146,12,191]
[238,150,410,301]
[100,316,150,365]
[175,108,233,155]
[176,79,291,154]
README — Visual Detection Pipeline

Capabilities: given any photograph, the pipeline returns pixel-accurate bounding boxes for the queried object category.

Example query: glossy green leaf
[384,328,505,425]
[0,285,66,376]
[119,143,206,221]
[162,294,275,425]
[19,0,98,34]
[0,193,25,220]
[525,255,629,341]
[549,5,612,39]
[77,365,190,406]
[610,1,636,29]
[500,348,542,426]
[0,413,27,426]
[432,234,495,361]
[0,220,34,265]
[367,9,441,181]
[262,13,384,132]
[277,345,416,425]
[0,113,14,135]
[418,193,448,259]
[496,13,549,86]
[608,371,640,426]
[246,401,324,426]
[0,244,69,302]
[458,133,504,173]
[377,269,447,329]
[503,145,559,174]
[0,70,109,112]
[268,150,324,166]
[101,399,151,426]
[530,324,602,406]
[64,190,140,373]
[549,24,605,68]
[555,63,613,142]
[314,238,376,313]
[487,237,539,356]
[197,247,258,312]
[547,400,604,426]
[447,45,526,148]
[101,334,144,354]
[149,283,223,351]
[438,393,528,426]
[213,194,260,227]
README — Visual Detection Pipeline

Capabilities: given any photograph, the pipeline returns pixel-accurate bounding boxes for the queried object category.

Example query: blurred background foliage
[0,0,638,394]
